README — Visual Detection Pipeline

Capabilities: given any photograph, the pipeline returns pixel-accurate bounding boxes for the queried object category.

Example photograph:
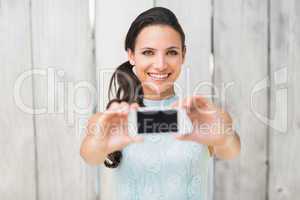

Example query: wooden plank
[0,1,36,199]
[155,1,213,199]
[95,1,153,199]
[95,0,154,111]
[30,0,96,199]
[269,0,300,199]
[213,1,269,200]
[156,0,212,98]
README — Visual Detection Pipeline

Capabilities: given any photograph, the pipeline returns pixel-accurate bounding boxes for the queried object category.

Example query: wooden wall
[0,0,299,199]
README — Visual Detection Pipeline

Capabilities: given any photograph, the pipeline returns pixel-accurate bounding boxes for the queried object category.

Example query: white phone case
[127,107,193,136]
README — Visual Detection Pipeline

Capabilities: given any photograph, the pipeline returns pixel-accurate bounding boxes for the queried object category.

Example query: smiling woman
[80,6,240,200]
[103,7,189,168]
[128,25,185,100]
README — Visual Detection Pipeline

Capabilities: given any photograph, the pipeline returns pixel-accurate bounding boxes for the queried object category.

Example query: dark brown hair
[104,6,186,168]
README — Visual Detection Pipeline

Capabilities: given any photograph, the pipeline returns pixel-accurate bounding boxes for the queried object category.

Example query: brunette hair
[104,6,186,168]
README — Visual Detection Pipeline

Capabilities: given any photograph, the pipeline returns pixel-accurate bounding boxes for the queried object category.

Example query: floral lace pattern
[99,95,213,200]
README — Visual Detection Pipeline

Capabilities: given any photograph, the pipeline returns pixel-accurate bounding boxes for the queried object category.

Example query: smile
[147,73,171,81]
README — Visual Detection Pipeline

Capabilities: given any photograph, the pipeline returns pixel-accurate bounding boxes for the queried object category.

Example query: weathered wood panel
[95,1,153,199]
[269,0,300,199]
[30,0,96,199]
[1,1,299,199]
[156,0,212,98]
[0,1,36,199]
[213,1,269,200]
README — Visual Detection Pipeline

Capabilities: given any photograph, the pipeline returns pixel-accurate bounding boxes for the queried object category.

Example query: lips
[147,72,171,81]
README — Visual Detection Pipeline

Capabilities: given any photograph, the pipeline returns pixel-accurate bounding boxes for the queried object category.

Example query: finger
[120,101,129,109]
[181,96,216,119]
[86,112,104,137]
[185,96,208,113]
[96,102,130,139]
[192,133,222,146]
[122,135,144,147]
[107,101,120,112]
[99,110,127,132]
[109,102,130,122]
[108,134,144,153]
[170,97,193,115]
[87,112,102,125]
[172,96,208,109]
[102,108,122,120]
[193,95,209,106]
[130,135,144,143]
[130,102,140,110]
[119,102,130,115]
[107,102,129,118]
[89,112,118,130]
[86,111,122,140]
[171,96,193,108]
[192,96,216,114]
[173,133,195,141]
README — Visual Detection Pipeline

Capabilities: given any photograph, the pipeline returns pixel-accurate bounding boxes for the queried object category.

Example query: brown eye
[142,50,154,56]
[167,50,178,56]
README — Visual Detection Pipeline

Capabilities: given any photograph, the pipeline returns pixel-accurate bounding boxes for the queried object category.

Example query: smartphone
[128,107,193,135]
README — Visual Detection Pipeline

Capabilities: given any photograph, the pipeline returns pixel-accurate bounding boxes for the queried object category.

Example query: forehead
[135,25,182,49]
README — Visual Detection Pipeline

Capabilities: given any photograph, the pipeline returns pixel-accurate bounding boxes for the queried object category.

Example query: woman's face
[128,25,185,100]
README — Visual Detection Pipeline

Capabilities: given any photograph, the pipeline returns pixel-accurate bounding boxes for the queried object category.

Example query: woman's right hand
[83,101,144,162]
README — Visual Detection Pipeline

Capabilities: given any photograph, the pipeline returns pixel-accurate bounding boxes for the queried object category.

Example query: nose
[153,53,167,71]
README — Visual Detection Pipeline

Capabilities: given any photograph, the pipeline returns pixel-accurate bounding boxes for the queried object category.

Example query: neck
[143,87,175,100]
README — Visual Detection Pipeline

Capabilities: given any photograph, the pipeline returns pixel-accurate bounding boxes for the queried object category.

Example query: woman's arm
[172,95,241,160]
[80,113,108,166]
[80,135,108,165]
[80,102,144,166]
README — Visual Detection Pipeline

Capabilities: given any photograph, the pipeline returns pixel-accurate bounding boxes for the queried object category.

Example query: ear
[127,49,135,66]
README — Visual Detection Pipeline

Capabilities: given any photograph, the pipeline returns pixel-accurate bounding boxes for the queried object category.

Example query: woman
[80,7,240,200]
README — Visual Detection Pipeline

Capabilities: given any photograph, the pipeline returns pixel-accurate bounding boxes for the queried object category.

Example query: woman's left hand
[171,95,240,158]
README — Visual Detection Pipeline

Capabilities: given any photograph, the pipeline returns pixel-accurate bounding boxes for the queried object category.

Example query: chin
[144,86,174,96]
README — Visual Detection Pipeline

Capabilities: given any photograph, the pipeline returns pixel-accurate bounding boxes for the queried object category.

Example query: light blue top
[99,95,213,200]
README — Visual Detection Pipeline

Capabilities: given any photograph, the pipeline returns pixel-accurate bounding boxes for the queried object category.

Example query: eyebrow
[140,46,180,50]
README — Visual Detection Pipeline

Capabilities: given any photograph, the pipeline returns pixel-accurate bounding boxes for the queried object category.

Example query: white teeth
[148,73,169,80]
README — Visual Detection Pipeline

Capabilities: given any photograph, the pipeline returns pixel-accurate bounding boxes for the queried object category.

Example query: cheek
[174,56,184,65]
[135,66,149,81]
[171,67,181,81]
[134,56,183,81]
[169,60,182,76]
[135,60,152,77]
[168,55,183,65]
